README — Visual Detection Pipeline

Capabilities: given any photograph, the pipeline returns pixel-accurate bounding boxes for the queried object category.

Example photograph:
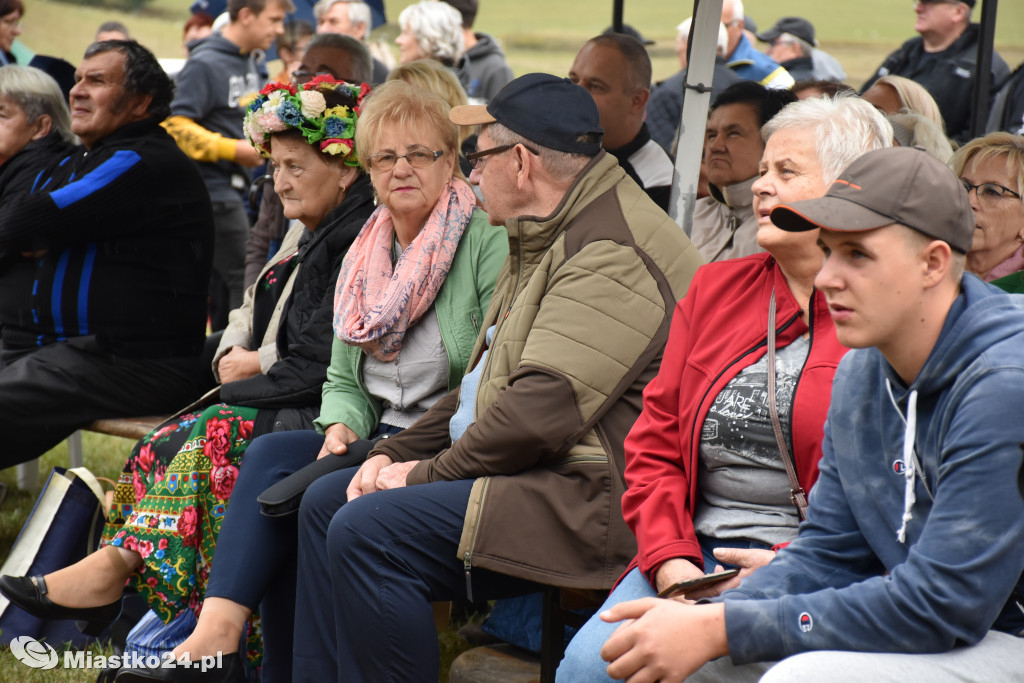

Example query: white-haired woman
[395,0,464,70]
[557,96,894,682]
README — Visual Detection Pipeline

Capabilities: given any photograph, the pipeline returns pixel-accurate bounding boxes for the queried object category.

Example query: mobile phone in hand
[656,568,740,598]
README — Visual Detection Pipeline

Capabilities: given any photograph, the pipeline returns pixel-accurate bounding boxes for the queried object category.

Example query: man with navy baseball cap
[600,146,1024,680]
[289,72,704,681]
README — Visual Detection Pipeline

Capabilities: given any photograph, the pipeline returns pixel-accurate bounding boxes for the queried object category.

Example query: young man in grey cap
[289,72,704,681]
[600,146,1024,681]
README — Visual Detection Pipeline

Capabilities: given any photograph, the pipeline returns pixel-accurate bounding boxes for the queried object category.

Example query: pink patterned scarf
[333,178,477,361]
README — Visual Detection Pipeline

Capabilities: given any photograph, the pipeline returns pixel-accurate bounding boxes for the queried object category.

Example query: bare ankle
[175,598,250,657]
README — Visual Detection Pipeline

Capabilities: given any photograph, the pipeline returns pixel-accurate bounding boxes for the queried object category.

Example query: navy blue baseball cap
[450,73,604,156]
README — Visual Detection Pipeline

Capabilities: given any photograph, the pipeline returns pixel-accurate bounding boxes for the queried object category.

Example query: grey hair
[677,17,728,56]
[313,0,371,40]
[0,65,74,144]
[762,95,894,185]
[398,0,464,65]
[775,31,813,57]
[485,122,591,181]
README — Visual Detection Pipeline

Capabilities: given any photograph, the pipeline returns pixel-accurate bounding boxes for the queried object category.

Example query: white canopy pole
[669,0,722,236]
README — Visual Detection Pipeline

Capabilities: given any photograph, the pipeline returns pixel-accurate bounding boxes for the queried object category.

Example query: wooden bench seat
[16,415,169,489]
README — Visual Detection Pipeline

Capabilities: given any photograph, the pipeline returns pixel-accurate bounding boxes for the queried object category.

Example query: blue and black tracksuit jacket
[0,117,214,359]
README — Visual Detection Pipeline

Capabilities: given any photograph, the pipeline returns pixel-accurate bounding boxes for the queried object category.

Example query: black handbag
[257,438,380,517]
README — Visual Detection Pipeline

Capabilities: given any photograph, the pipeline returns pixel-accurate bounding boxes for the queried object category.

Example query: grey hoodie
[461,33,514,104]
[171,33,265,203]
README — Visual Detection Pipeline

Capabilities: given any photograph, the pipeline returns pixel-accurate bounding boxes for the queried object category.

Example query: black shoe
[114,652,245,682]
[0,574,121,636]
[97,661,120,683]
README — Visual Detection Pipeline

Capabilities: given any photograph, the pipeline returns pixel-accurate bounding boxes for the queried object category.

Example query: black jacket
[0,133,74,273]
[0,118,214,358]
[988,61,1024,135]
[0,132,73,202]
[781,56,815,83]
[220,173,375,434]
[861,24,1010,143]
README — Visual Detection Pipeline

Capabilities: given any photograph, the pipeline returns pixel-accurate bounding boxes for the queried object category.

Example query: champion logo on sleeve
[798,612,813,633]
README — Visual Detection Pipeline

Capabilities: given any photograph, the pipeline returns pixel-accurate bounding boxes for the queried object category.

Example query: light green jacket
[313,209,507,437]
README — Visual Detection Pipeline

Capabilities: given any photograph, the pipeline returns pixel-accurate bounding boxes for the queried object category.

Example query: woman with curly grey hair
[395,0,464,67]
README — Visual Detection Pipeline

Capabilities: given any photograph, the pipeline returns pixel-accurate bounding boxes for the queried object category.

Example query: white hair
[762,95,894,185]
[677,17,728,56]
[722,0,744,24]
[313,0,371,40]
[398,1,464,65]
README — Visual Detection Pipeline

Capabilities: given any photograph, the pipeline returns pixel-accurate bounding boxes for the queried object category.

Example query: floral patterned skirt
[102,404,260,658]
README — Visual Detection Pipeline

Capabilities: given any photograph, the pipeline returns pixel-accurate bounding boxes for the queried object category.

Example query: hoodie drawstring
[886,379,919,544]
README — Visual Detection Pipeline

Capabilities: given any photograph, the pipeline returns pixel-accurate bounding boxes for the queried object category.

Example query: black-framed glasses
[960,178,1022,208]
[364,148,445,171]
[466,142,539,170]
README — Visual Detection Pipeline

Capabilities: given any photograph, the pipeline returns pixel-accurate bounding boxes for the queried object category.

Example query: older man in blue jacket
[600,147,1024,681]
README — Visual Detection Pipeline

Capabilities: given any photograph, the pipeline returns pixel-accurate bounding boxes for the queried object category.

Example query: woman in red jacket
[557,96,894,682]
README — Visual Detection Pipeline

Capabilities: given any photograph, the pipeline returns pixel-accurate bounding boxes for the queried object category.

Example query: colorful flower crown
[244,76,371,166]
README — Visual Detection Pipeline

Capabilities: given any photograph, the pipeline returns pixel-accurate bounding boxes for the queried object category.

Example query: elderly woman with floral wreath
[0,77,376,677]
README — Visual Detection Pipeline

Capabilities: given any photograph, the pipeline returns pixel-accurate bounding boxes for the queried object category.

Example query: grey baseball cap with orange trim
[770,146,975,253]
[449,73,604,156]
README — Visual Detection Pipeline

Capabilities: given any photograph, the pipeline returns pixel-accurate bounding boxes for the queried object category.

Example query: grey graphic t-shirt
[692,337,809,546]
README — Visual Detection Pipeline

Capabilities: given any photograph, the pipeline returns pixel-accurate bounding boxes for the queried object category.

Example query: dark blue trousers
[205,430,325,682]
[294,469,538,682]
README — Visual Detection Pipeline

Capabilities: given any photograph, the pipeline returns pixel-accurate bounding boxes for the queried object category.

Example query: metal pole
[669,0,722,236]
[970,0,998,138]
[612,0,624,33]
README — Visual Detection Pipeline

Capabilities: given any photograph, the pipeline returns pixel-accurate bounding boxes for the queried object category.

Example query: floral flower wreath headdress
[244,75,371,166]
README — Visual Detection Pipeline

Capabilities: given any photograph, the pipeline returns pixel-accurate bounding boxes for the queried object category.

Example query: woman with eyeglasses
[107,79,506,681]
[952,132,1024,285]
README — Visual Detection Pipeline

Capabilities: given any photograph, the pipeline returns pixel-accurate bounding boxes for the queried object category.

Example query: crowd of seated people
[0,4,1023,682]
